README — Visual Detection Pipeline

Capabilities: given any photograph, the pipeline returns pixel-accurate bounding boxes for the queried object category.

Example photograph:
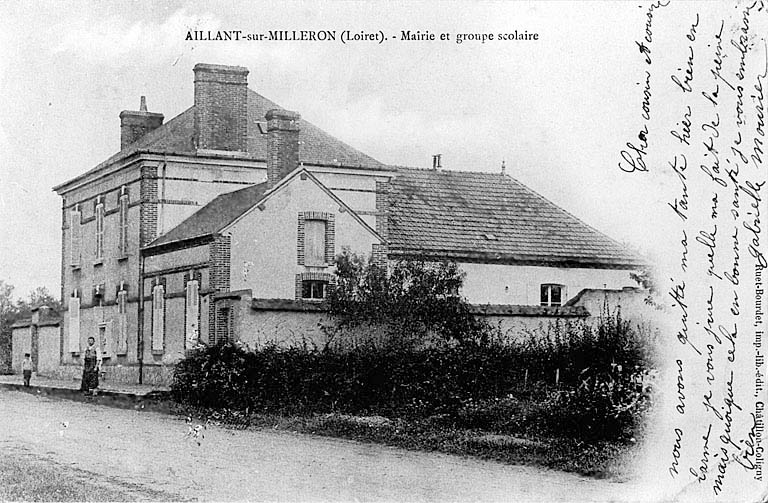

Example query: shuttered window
[118,191,129,256]
[70,207,81,267]
[151,284,165,352]
[95,200,105,261]
[185,280,200,349]
[68,294,80,353]
[305,220,326,266]
[116,288,128,355]
[98,322,113,358]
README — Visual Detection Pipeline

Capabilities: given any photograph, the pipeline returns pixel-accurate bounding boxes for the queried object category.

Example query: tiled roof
[388,167,642,268]
[146,182,269,249]
[54,90,384,192]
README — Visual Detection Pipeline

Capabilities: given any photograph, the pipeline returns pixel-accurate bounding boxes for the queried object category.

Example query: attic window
[483,233,497,241]
[256,122,268,134]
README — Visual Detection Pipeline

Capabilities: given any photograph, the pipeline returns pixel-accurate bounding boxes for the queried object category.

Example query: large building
[52,63,642,384]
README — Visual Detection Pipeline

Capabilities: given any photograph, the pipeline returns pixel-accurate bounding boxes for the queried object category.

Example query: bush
[172,308,656,442]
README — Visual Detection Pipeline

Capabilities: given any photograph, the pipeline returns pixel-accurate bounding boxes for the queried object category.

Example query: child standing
[22,353,33,387]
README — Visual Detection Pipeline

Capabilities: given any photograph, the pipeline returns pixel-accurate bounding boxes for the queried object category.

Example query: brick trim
[209,236,231,344]
[295,272,337,300]
[375,180,389,240]
[297,212,335,266]
[140,165,158,246]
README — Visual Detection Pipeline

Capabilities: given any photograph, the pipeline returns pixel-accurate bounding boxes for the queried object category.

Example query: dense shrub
[172,308,656,441]
[173,255,655,442]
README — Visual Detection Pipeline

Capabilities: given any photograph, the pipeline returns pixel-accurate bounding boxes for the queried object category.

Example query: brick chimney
[193,63,249,152]
[266,109,301,187]
[119,96,164,149]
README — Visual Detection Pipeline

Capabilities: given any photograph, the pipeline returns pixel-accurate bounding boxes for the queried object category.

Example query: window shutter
[100,321,113,358]
[95,200,105,260]
[305,220,326,266]
[116,290,128,355]
[185,280,200,349]
[151,284,165,351]
[68,296,80,353]
[118,194,129,256]
[70,209,81,266]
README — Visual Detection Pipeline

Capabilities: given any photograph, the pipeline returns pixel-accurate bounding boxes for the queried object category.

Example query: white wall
[228,175,381,299]
[459,262,637,305]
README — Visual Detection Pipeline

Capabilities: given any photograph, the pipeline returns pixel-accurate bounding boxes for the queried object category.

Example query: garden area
[171,255,658,478]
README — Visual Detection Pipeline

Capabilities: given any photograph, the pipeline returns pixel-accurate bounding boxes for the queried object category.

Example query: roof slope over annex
[388,167,642,268]
[146,182,269,250]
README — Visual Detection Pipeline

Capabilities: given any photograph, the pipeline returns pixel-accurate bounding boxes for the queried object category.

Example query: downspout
[137,251,145,384]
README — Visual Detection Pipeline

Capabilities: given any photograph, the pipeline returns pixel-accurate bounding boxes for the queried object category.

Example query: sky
[0,0,721,296]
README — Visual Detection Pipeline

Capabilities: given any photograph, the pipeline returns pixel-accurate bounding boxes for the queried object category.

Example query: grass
[0,446,188,502]
[174,404,639,479]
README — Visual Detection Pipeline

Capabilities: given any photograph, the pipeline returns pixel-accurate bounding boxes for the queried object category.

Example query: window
[68,292,80,353]
[302,280,328,300]
[70,206,81,267]
[95,198,105,262]
[540,284,565,307]
[98,321,113,358]
[118,188,129,257]
[151,283,165,352]
[185,279,200,349]
[297,212,335,266]
[116,285,128,355]
[305,219,326,266]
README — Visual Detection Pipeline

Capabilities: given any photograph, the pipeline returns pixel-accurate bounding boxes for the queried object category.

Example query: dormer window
[540,284,565,307]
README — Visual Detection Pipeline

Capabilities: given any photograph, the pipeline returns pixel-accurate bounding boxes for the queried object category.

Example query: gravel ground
[0,390,643,502]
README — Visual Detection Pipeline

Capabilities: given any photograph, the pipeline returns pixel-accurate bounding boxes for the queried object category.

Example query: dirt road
[0,390,641,501]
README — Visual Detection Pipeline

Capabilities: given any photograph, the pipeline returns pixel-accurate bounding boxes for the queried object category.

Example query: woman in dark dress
[80,336,101,394]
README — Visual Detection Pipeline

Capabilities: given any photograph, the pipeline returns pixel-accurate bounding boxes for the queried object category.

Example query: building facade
[52,63,643,384]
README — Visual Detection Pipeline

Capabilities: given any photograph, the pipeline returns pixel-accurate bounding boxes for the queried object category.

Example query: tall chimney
[266,109,301,187]
[193,63,249,152]
[119,96,164,149]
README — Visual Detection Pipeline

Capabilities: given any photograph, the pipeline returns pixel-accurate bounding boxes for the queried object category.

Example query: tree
[326,251,488,347]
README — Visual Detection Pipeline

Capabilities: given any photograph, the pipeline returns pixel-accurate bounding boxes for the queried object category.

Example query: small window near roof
[540,284,565,307]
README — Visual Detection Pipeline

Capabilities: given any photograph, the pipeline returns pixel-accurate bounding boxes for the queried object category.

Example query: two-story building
[52,63,642,384]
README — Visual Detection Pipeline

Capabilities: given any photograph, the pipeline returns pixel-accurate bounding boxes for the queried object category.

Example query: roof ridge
[394,165,505,177]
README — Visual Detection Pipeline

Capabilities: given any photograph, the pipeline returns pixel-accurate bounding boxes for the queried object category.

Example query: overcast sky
[0,0,719,297]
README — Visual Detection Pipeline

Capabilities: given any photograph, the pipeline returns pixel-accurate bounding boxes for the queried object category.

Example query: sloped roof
[146,168,382,251]
[148,182,269,248]
[54,90,384,192]
[388,167,642,268]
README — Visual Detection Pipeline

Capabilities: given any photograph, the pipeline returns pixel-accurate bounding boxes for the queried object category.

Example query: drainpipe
[137,252,145,384]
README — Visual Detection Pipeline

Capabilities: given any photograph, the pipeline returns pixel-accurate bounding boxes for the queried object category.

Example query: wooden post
[555,368,560,387]
[524,368,528,389]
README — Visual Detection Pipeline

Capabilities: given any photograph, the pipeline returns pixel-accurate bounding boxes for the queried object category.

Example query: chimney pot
[139,96,147,112]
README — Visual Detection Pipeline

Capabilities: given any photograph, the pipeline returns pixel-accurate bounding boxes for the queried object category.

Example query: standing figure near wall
[80,337,101,394]
[22,353,33,387]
